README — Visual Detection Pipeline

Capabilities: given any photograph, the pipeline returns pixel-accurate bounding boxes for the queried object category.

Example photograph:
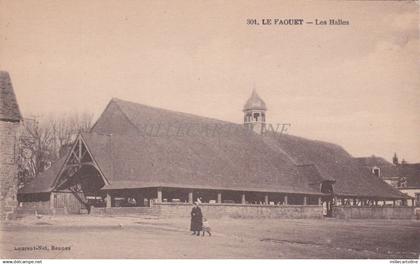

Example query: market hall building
[18,91,412,218]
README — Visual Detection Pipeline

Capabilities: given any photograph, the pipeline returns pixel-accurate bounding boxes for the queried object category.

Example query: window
[398,177,408,188]
[372,167,381,177]
[253,112,260,121]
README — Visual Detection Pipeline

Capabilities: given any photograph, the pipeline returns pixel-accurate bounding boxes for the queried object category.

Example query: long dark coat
[190,206,203,232]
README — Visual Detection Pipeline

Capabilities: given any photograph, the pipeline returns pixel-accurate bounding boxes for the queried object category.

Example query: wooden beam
[78,138,82,161]
[217,192,222,204]
[284,195,288,205]
[303,196,307,205]
[241,193,246,204]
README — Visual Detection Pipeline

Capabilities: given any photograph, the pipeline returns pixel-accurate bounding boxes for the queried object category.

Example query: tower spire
[243,88,267,134]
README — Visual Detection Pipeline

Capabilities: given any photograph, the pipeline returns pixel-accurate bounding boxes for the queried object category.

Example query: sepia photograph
[0,0,419,262]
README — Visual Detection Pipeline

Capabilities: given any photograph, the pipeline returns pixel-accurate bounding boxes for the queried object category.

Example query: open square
[1,216,419,259]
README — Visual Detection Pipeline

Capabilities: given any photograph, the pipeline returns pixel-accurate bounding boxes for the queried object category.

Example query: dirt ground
[1,215,419,259]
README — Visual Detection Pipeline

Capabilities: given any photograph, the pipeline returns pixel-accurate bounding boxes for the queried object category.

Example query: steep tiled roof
[267,135,405,199]
[0,71,22,122]
[86,98,320,194]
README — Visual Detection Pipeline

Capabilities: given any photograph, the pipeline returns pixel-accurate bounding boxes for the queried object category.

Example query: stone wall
[0,121,20,220]
[333,206,415,219]
[91,203,324,219]
[154,203,323,219]
[91,206,157,216]
[18,200,51,215]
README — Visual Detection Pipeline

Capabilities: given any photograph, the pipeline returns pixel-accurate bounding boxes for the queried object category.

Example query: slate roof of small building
[18,157,66,194]
[0,71,22,122]
[19,98,406,199]
[397,164,420,189]
[354,156,394,168]
[355,156,420,189]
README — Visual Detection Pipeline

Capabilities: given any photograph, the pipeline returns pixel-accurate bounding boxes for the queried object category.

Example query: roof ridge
[111,97,238,126]
[261,136,298,165]
[111,98,147,135]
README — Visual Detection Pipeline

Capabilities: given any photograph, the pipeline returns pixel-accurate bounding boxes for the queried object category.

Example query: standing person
[190,202,203,236]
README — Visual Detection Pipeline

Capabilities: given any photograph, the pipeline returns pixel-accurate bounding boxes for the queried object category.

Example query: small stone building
[0,71,22,220]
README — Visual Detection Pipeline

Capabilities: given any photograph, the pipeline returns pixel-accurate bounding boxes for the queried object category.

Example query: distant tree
[16,112,94,188]
[392,152,399,165]
[50,112,94,158]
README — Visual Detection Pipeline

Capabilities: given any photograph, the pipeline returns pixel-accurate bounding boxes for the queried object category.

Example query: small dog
[202,218,212,236]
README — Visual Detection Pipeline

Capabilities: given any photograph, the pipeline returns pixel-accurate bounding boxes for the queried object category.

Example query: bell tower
[243,89,267,134]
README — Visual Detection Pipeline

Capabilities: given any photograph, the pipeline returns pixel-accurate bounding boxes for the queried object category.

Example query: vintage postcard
[0,0,419,262]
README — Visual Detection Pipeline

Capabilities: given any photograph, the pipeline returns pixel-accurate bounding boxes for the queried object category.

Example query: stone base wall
[91,203,323,219]
[0,121,20,221]
[154,203,323,219]
[90,206,157,216]
[19,201,51,215]
[333,206,416,219]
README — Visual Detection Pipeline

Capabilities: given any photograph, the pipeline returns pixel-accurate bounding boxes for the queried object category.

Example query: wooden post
[49,192,55,210]
[284,195,288,205]
[264,194,269,205]
[411,199,415,207]
[303,196,307,205]
[188,191,193,203]
[318,197,322,206]
[392,200,396,207]
[374,200,378,206]
[241,193,246,204]
[106,193,112,208]
[217,192,222,204]
[157,188,162,203]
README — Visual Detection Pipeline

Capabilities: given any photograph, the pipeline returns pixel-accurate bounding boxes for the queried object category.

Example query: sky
[1,0,419,162]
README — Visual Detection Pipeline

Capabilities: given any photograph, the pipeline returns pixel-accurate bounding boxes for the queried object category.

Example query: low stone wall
[333,206,416,219]
[18,201,51,215]
[90,203,323,218]
[91,206,157,216]
[154,203,323,219]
